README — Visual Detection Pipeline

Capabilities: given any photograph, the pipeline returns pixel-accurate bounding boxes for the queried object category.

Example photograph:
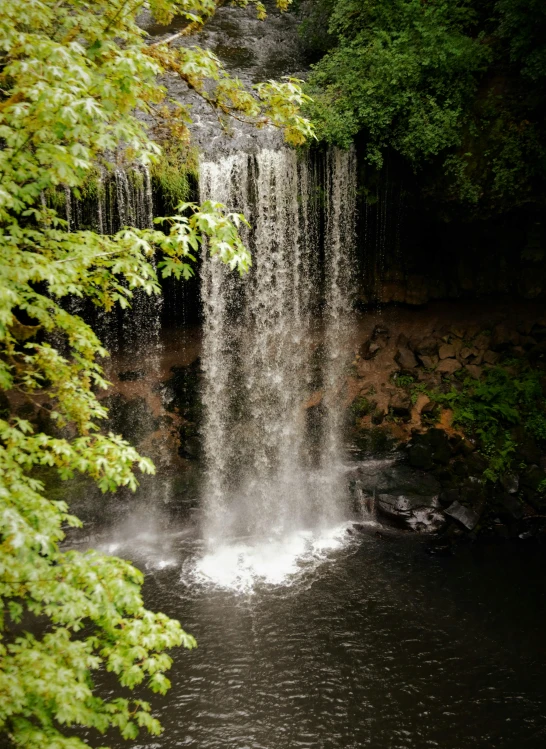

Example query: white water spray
[198,147,357,587]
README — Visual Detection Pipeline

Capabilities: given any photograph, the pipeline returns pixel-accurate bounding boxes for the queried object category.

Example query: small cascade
[199,147,357,569]
[62,165,160,357]
[320,148,358,522]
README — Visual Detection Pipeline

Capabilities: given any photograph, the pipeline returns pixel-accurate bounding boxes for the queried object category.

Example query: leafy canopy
[0,0,313,747]
[304,0,546,213]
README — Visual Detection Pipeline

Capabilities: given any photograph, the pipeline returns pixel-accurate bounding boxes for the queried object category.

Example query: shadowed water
[79,506,546,749]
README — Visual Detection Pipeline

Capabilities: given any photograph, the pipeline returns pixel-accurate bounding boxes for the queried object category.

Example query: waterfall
[321,148,358,520]
[199,147,357,556]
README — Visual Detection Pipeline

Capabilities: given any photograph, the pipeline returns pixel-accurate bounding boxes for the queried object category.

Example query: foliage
[351,396,372,417]
[0,0,314,747]
[304,0,546,213]
[392,373,416,389]
[427,366,546,481]
[151,143,199,212]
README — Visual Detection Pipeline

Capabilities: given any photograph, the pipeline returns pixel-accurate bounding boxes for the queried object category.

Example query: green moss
[351,395,373,417]
[78,165,105,201]
[44,185,67,212]
[151,142,199,212]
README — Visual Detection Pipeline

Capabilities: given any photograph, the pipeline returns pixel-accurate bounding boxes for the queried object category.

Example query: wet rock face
[102,394,159,445]
[377,494,445,533]
[351,461,444,532]
[444,500,479,530]
[160,359,202,461]
[138,1,308,155]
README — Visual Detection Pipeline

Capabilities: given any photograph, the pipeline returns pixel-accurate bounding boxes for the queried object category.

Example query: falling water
[321,148,358,520]
[198,147,357,587]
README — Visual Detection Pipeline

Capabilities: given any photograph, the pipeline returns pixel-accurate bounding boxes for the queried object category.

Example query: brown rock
[459,347,473,360]
[450,326,465,339]
[438,343,456,360]
[416,337,438,357]
[483,350,499,365]
[410,394,431,428]
[452,339,464,355]
[491,324,520,350]
[437,358,462,375]
[395,347,418,369]
[359,339,385,360]
[465,364,483,379]
[419,354,439,369]
[466,324,481,340]
[389,392,411,419]
[473,333,491,351]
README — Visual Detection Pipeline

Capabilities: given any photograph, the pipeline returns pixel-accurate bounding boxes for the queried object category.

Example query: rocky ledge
[346,308,546,544]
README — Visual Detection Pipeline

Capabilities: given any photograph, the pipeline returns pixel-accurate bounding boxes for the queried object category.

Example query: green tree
[304,0,546,213]
[0,0,313,746]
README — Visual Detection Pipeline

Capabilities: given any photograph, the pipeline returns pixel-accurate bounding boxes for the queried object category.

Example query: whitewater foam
[190,523,353,593]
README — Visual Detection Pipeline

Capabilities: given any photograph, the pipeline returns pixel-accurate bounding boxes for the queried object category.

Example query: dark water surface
[81,507,546,749]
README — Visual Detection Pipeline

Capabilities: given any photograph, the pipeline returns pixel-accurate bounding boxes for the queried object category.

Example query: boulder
[466,324,481,340]
[444,500,479,530]
[359,339,384,360]
[459,346,474,360]
[465,364,483,379]
[483,350,499,365]
[389,392,412,419]
[491,324,520,350]
[416,337,438,357]
[438,343,456,360]
[418,354,439,369]
[437,358,462,375]
[377,493,445,533]
[395,347,418,369]
[473,333,491,351]
[450,326,465,339]
[451,338,464,355]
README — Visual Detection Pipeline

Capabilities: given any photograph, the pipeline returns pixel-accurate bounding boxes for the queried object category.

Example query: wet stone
[465,364,483,379]
[377,493,445,533]
[395,347,418,369]
[444,500,479,530]
[438,343,456,360]
[437,358,462,375]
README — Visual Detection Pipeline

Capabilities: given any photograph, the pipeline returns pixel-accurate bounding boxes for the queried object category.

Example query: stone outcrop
[348,308,546,544]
